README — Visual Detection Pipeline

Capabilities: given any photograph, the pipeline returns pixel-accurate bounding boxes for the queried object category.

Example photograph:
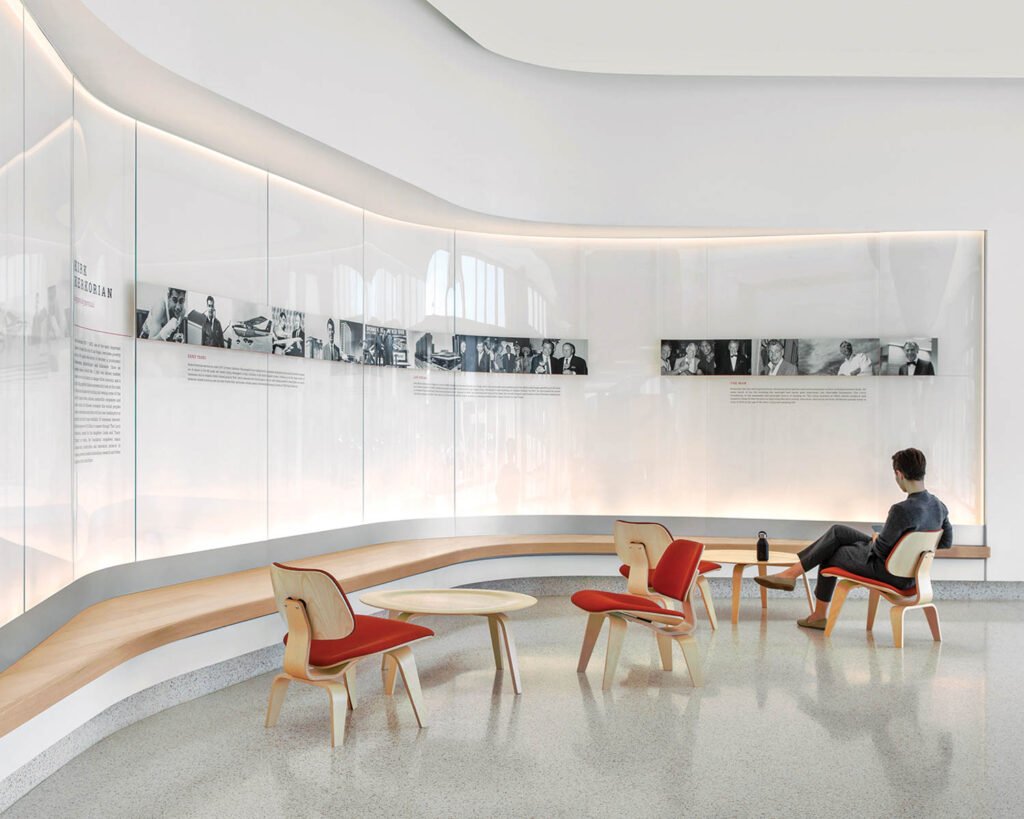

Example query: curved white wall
[38,3,1023,596]
[0,0,1014,643]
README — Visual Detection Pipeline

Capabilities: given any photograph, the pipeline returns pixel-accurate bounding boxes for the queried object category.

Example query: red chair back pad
[270,563,356,640]
[885,530,943,578]
[613,520,674,569]
[650,539,705,601]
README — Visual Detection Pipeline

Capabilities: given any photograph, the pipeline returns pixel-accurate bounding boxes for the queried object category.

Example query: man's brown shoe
[753,574,796,592]
[797,616,827,630]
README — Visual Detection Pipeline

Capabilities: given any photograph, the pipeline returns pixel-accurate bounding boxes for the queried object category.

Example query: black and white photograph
[187,292,272,353]
[303,314,343,361]
[336,319,364,362]
[798,338,880,376]
[363,325,409,367]
[411,331,460,370]
[756,338,800,376]
[136,282,188,343]
[455,335,588,374]
[661,339,751,376]
[880,337,938,376]
[457,336,506,372]
[271,307,305,357]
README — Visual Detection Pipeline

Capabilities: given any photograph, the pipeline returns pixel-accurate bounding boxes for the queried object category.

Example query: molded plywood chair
[821,530,943,648]
[265,563,433,746]
[614,520,720,629]
[572,538,705,690]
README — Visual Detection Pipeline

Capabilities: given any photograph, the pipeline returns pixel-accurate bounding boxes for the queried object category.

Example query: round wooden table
[359,588,537,694]
[702,549,815,624]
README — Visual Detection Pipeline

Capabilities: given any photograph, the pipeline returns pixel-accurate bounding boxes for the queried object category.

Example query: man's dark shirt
[202,316,224,348]
[873,490,953,560]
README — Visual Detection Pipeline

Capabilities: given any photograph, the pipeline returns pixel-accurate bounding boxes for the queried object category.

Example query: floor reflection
[5,596,1012,819]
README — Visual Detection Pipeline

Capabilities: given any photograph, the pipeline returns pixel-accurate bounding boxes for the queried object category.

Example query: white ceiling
[426,0,1024,78]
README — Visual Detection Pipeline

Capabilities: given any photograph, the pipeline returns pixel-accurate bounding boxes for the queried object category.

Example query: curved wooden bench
[0,534,986,739]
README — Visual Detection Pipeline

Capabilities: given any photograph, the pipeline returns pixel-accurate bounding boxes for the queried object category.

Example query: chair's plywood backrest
[651,539,705,602]
[270,563,356,640]
[885,530,943,578]
[613,520,674,569]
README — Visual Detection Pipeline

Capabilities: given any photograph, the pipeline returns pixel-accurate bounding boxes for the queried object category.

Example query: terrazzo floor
[7,596,1023,818]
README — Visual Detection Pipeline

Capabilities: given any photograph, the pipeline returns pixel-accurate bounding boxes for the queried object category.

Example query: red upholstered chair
[613,520,720,629]
[822,530,943,648]
[572,538,705,690]
[265,563,433,746]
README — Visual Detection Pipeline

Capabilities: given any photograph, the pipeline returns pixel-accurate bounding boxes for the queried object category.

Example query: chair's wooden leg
[757,564,768,610]
[264,673,291,728]
[697,575,718,630]
[494,614,523,694]
[682,599,696,626]
[344,665,357,710]
[382,652,400,695]
[487,615,504,670]
[602,616,627,691]
[890,605,906,649]
[389,646,427,727]
[824,580,853,637]
[731,564,745,624]
[657,634,674,671]
[323,681,349,747]
[676,635,704,687]
[923,605,942,642]
[577,613,605,673]
[866,590,880,631]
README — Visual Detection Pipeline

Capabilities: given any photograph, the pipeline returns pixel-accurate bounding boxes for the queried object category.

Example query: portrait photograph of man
[136,283,187,343]
[757,338,799,376]
[714,339,752,375]
[881,338,938,375]
[798,338,879,376]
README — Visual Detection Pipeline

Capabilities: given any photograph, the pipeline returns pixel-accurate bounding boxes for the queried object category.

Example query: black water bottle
[756,530,770,562]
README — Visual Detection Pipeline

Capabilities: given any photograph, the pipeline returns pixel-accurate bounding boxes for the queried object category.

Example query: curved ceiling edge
[24,0,842,240]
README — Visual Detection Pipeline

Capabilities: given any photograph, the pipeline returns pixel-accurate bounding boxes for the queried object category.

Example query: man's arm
[873,503,908,559]
[939,514,953,550]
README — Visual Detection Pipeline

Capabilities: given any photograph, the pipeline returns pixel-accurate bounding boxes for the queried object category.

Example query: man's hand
[156,316,180,341]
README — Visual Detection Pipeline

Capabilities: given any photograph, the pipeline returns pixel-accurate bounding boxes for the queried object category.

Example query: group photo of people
[455,335,589,374]
[662,339,752,375]
[661,337,938,377]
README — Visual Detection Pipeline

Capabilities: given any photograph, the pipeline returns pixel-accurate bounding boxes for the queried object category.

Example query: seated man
[755,448,952,629]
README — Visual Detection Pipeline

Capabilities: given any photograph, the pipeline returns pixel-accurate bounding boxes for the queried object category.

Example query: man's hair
[327,318,335,331]
[207,296,215,306]
[892,448,927,481]
[767,339,784,352]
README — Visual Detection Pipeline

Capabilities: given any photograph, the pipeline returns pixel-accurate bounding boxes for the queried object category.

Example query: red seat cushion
[820,568,916,597]
[284,614,434,667]
[618,560,721,584]
[571,589,686,618]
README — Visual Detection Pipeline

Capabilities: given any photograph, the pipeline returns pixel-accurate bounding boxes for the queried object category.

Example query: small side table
[359,588,537,694]
[702,549,815,624]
